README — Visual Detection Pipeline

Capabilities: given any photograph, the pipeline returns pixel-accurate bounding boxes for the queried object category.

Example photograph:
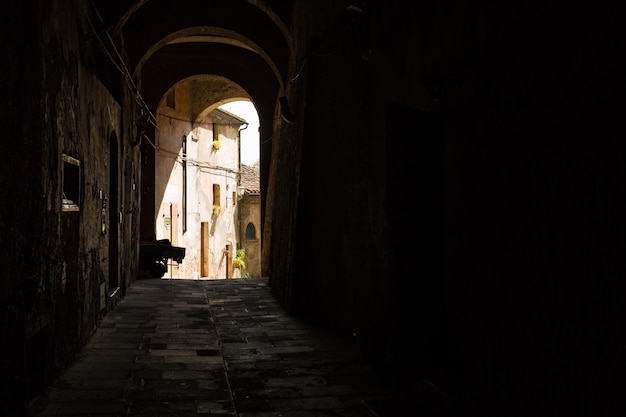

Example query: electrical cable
[155,146,240,177]
[87,0,157,127]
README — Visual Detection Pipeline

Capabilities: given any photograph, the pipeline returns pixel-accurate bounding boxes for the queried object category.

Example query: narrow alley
[4,2,625,415]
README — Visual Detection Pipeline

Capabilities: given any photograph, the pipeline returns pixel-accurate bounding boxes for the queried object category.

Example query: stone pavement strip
[31,277,448,417]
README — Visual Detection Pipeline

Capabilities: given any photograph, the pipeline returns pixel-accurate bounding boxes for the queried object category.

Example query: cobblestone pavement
[31,277,451,416]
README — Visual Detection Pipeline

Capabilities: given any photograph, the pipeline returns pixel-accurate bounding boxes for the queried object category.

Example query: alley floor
[30,277,454,417]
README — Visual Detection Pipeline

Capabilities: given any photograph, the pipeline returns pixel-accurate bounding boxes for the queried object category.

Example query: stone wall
[274,0,626,414]
[0,1,142,412]
[239,193,262,277]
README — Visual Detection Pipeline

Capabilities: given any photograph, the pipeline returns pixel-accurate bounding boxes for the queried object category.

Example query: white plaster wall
[156,108,243,279]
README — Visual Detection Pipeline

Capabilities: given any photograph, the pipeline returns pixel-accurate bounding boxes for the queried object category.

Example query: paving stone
[31,278,443,416]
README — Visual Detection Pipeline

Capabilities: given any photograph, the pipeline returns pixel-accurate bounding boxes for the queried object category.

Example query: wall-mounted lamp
[237,185,246,198]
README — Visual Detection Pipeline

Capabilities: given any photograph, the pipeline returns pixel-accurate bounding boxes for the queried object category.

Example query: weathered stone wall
[270,0,388,354]
[276,0,626,414]
[239,194,262,277]
[0,0,141,412]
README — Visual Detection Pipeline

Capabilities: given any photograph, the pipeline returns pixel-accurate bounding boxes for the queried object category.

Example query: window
[212,184,221,216]
[213,123,219,141]
[245,223,256,240]
[62,154,80,211]
[212,123,221,150]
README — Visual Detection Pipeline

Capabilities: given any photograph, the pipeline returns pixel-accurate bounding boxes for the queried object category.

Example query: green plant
[233,248,246,270]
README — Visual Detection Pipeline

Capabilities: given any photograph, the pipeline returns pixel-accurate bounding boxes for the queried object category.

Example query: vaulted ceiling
[90,0,295,124]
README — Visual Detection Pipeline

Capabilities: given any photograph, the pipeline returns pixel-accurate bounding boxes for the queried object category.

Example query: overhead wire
[87,0,157,127]
[156,145,240,178]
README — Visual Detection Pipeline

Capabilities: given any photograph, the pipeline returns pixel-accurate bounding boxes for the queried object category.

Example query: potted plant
[233,248,246,270]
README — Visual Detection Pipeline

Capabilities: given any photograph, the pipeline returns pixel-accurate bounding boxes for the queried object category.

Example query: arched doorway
[109,132,119,290]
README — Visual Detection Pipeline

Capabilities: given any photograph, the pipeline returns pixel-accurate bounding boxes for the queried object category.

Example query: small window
[212,123,220,150]
[213,123,219,141]
[62,154,80,211]
[245,223,256,240]
[213,184,220,207]
[212,184,221,216]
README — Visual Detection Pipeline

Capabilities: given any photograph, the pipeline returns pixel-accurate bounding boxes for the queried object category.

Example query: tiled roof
[241,164,260,195]
[210,108,247,124]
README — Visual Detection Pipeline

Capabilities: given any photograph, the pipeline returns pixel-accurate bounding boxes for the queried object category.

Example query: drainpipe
[237,123,248,249]
[238,122,248,182]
